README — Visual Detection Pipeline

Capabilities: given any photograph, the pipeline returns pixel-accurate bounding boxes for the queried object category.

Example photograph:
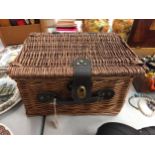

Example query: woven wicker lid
[9,32,145,78]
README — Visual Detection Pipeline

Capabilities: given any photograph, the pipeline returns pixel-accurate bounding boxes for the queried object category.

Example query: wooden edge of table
[132,48,155,57]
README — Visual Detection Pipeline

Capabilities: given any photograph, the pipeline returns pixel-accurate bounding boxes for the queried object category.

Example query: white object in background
[75,20,82,32]
[0,45,22,67]
[0,76,21,115]
[138,99,155,117]
[47,28,56,33]
[108,19,114,32]
[0,87,21,115]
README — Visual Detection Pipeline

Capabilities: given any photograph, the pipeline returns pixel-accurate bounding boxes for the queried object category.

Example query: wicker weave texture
[16,77,131,116]
[9,33,144,116]
[9,33,144,78]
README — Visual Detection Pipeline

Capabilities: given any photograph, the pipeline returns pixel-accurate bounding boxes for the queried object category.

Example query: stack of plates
[56,19,77,33]
[0,76,21,115]
[0,123,13,135]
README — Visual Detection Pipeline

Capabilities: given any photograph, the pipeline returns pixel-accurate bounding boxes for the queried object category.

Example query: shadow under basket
[9,33,145,116]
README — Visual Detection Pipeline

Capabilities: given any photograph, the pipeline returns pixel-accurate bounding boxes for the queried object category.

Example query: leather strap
[37,58,115,104]
[37,88,115,104]
[72,58,92,102]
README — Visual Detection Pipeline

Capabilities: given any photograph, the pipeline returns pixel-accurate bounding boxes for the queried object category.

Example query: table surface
[0,43,154,135]
[0,84,155,135]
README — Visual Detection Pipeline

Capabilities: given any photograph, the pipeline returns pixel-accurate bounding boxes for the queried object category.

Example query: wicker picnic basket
[9,32,145,116]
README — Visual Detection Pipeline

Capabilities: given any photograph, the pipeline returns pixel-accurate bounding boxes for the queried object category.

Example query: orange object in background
[133,73,155,93]
[145,72,155,91]
[82,19,109,32]
[112,19,134,41]
[149,78,155,91]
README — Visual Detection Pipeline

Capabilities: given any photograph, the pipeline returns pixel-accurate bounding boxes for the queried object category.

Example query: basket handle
[37,88,115,104]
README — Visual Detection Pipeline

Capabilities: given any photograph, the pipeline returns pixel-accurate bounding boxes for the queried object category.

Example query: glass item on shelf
[82,19,109,32]
[112,19,134,41]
